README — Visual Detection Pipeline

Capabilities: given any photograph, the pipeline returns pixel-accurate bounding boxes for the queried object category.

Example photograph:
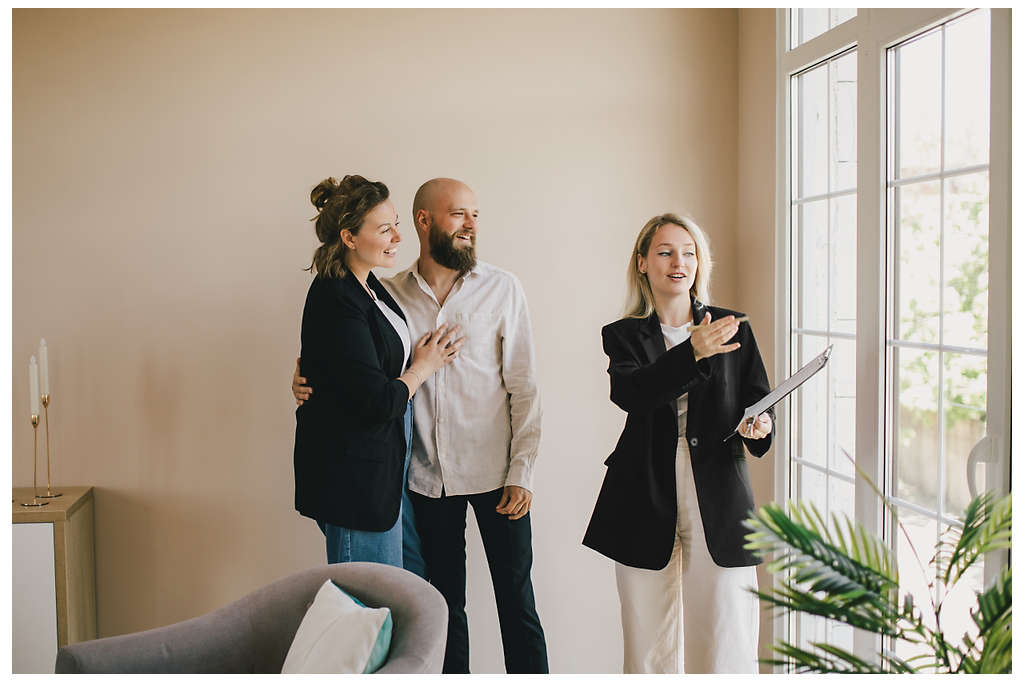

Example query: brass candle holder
[36,394,61,499]
[20,415,48,507]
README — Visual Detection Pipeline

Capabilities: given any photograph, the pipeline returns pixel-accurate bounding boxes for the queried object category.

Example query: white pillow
[281,580,392,674]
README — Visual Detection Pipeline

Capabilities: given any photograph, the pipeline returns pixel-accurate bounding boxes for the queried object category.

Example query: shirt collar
[403,258,481,285]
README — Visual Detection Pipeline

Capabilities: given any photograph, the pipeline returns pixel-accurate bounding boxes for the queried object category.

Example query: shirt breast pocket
[454,311,501,365]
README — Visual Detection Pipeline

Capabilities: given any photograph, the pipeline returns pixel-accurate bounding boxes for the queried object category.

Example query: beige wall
[737,8,779,671]
[14,8,759,673]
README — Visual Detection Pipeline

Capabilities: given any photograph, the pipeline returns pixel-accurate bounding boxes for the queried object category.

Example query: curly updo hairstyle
[308,175,390,279]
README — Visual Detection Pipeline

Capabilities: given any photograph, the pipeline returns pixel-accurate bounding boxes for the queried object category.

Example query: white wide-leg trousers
[614,417,760,674]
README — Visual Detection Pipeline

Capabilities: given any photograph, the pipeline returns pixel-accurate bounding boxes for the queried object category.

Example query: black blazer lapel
[692,297,708,324]
[637,297,707,364]
[636,313,665,365]
[686,297,710,430]
[327,272,404,378]
[328,271,371,312]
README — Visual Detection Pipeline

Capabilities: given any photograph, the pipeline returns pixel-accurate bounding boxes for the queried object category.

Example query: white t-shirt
[368,288,411,368]
[661,321,692,416]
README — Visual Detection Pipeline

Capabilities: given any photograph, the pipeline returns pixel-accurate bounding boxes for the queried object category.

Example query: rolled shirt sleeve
[501,275,542,491]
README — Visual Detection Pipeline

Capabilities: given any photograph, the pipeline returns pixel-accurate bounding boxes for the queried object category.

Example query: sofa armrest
[55,602,257,673]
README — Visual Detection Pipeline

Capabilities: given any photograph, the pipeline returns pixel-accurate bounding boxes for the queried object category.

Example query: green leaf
[958,567,1012,673]
[747,493,1011,674]
[744,502,897,597]
[762,641,886,674]
[940,492,1011,585]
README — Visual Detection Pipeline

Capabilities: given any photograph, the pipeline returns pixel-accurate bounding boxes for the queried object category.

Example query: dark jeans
[410,487,548,674]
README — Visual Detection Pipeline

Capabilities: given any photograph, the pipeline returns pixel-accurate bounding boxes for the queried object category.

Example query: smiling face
[342,198,401,273]
[422,181,478,272]
[637,223,698,305]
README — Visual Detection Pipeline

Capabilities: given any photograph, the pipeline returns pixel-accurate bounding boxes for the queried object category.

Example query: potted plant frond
[744,491,1011,673]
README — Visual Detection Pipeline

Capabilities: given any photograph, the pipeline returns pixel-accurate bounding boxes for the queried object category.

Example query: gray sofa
[55,562,448,673]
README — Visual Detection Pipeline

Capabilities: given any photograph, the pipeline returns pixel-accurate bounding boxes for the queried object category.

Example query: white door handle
[966,435,993,498]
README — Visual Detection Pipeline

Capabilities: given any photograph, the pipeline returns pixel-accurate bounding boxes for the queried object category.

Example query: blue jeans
[401,403,427,577]
[318,401,426,575]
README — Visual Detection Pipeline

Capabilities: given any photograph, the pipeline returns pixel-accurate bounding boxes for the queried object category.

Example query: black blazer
[293,271,410,531]
[582,298,774,569]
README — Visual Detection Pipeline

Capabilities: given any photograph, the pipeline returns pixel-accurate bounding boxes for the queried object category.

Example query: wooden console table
[12,486,97,673]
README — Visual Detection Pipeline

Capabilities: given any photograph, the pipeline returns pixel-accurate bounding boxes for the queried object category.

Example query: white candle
[29,355,40,418]
[39,338,49,396]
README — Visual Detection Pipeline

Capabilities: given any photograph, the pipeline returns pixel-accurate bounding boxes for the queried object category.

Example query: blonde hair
[624,213,713,319]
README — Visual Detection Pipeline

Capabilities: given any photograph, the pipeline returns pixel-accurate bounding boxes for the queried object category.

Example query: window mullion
[983,7,1011,586]
[852,7,886,664]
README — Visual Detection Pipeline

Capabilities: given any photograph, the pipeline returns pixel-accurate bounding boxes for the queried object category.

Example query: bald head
[412,178,472,228]
[411,177,479,271]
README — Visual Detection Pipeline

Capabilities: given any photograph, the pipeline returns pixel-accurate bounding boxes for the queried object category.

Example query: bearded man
[293,178,547,673]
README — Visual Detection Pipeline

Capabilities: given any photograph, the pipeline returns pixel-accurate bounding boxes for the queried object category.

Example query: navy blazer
[582,298,774,569]
[293,271,410,531]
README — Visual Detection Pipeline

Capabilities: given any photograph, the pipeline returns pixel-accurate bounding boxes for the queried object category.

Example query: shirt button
[689,437,699,447]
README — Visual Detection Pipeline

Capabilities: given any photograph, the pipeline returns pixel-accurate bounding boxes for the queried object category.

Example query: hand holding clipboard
[726,345,833,441]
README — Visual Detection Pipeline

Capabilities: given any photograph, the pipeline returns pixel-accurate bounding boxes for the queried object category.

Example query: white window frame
[773,7,1011,666]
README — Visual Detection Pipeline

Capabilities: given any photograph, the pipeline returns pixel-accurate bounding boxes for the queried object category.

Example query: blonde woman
[583,213,773,673]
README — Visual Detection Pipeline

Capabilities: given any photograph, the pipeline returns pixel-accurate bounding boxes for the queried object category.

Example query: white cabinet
[13,523,59,672]
[12,487,97,673]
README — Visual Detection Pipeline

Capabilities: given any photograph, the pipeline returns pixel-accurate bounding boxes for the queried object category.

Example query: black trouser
[409,487,548,673]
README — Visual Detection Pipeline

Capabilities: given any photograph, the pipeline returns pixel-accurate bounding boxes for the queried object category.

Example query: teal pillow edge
[330,582,393,673]
[364,610,393,673]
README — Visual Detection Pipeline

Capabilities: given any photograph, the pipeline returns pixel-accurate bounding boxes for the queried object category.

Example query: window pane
[797,334,829,467]
[829,477,855,525]
[797,200,829,330]
[896,181,941,344]
[830,8,857,28]
[943,352,987,517]
[795,8,829,47]
[894,348,939,509]
[893,507,939,666]
[830,338,856,477]
[895,31,942,178]
[830,52,857,191]
[791,8,856,49]
[797,463,828,516]
[829,621,854,656]
[796,64,829,198]
[944,11,990,170]
[938,543,985,652]
[798,611,827,655]
[942,172,989,349]
[831,194,856,334]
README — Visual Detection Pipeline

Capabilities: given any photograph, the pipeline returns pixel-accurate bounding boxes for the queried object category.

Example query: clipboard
[725,345,832,441]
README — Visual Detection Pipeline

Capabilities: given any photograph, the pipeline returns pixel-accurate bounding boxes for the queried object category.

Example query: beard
[429,224,477,273]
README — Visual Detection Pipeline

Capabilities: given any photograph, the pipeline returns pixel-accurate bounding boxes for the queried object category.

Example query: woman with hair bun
[293,174,463,567]
[583,213,773,673]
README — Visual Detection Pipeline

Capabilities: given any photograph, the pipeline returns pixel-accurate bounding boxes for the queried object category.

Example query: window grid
[790,9,858,51]
[789,45,858,653]
[790,48,858,503]
[884,12,991,606]
[793,187,857,205]
[778,7,1007,671]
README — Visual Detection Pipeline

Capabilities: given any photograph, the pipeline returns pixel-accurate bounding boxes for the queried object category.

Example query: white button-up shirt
[382,260,542,498]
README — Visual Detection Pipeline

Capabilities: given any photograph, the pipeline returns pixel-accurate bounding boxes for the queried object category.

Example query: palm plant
[744,491,1011,673]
